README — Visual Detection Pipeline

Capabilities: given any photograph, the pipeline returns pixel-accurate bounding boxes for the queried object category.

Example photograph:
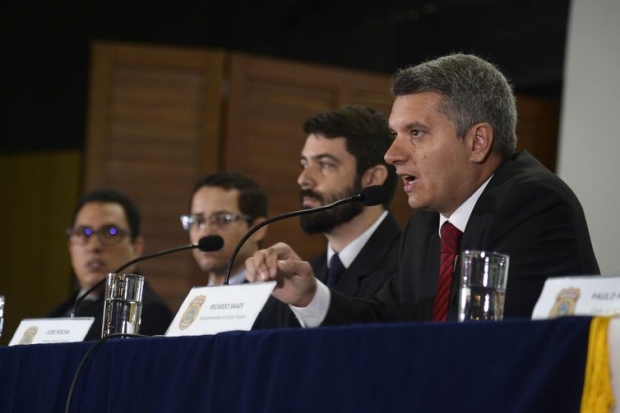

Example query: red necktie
[432,221,463,322]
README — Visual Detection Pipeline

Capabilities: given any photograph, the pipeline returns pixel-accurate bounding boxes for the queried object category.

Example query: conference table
[0,316,617,413]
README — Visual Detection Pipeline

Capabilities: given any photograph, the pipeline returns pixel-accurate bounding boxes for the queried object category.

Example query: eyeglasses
[180,212,251,231]
[67,225,130,246]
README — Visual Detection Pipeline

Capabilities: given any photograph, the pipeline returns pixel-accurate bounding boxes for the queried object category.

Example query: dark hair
[302,105,398,208]
[70,188,141,241]
[391,53,517,158]
[189,171,268,219]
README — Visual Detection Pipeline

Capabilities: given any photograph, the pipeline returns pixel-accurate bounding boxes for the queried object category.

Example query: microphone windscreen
[360,185,389,206]
[197,235,224,251]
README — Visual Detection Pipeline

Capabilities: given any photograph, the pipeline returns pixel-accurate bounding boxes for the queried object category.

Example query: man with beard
[182,171,268,286]
[48,188,173,340]
[253,105,401,329]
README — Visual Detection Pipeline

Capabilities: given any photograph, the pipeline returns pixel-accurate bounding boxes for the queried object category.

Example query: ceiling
[2,0,570,152]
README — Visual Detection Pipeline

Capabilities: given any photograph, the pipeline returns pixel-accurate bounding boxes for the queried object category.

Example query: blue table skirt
[0,317,591,413]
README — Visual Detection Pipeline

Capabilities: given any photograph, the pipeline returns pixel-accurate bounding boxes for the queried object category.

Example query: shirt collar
[328,210,388,269]
[439,175,493,235]
[77,288,100,302]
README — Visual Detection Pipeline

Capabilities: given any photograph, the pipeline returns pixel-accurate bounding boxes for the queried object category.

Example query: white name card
[8,317,95,346]
[166,282,276,337]
[532,276,620,319]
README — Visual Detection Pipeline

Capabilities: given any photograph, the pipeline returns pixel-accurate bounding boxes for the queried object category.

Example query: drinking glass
[102,273,144,338]
[458,251,510,322]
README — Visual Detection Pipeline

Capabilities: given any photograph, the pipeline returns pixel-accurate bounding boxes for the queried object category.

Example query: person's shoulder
[142,281,173,312]
[47,290,80,317]
[404,208,438,231]
[492,150,578,201]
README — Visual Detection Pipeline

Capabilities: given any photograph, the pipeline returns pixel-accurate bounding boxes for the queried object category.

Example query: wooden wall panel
[224,53,413,261]
[516,96,560,171]
[0,151,81,345]
[84,42,226,311]
[82,42,561,315]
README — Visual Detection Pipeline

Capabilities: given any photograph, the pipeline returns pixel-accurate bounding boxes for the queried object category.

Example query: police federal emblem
[549,288,581,317]
[179,295,206,330]
[19,326,39,345]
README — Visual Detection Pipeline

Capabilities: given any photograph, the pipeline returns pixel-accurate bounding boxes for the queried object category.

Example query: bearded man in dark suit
[253,105,402,329]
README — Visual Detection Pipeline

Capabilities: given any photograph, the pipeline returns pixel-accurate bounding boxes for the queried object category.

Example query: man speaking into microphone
[246,54,599,326]
[47,188,173,340]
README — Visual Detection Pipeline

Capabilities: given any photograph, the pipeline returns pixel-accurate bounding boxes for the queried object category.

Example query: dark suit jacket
[253,212,402,329]
[48,280,174,341]
[324,150,600,324]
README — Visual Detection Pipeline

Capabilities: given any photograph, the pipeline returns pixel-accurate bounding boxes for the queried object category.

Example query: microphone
[223,185,389,285]
[70,235,224,317]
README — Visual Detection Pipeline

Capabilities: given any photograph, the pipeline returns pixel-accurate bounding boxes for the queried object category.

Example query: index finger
[245,245,280,281]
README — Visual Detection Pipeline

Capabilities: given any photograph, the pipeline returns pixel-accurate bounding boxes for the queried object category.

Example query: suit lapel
[336,213,401,296]
[313,252,329,284]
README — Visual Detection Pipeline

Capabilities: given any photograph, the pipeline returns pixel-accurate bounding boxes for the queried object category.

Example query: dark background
[2,0,570,153]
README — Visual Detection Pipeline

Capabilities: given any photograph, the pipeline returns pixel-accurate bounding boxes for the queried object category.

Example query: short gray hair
[391,54,517,158]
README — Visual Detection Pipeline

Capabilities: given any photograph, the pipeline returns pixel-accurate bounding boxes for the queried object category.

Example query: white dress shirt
[293,177,492,327]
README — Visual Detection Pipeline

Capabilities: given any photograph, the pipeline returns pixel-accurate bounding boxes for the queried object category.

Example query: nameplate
[532,276,620,319]
[166,282,276,337]
[8,317,95,346]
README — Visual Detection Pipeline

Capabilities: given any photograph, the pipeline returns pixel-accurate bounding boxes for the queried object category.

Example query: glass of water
[458,251,510,322]
[102,273,144,338]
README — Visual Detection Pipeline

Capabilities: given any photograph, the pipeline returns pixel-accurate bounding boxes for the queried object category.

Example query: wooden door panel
[225,52,411,260]
[82,42,560,314]
[84,42,226,310]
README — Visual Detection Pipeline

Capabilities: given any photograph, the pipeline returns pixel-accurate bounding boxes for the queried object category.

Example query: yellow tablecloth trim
[581,316,615,413]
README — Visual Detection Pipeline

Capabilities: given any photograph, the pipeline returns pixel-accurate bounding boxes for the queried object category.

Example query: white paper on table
[8,317,95,345]
[532,276,620,319]
[166,281,276,337]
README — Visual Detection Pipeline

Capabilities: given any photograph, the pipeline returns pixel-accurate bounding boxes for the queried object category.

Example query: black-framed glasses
[180,212,251,231]
[67,225,130,246]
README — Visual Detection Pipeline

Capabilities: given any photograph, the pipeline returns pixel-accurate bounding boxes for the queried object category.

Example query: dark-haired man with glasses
[182,171,268,286]
[48,188,173,340]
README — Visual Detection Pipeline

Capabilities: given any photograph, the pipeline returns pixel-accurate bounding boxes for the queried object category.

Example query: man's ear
[361,165,389,187]
[249,217,268,243]
[468,122,494,163]
[132,236,145,257]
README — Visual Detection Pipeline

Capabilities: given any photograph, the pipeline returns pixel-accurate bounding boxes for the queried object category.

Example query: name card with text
[532,276,620,319]
[9,317,95,346]
[166,282,276,337]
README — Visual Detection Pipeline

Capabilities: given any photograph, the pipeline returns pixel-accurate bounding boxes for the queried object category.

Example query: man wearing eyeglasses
[48,188,173,340]
[181,171,268,286]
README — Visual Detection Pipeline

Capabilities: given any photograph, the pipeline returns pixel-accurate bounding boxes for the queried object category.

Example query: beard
[299,180,364,234]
